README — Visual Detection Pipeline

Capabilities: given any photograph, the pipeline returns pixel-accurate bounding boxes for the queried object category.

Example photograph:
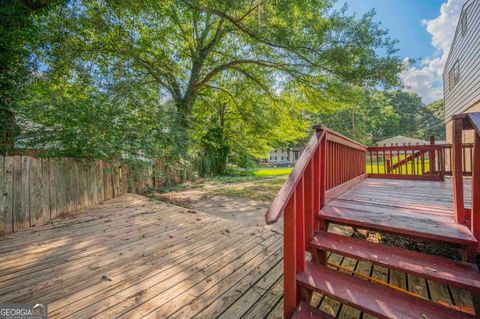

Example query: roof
[376,135,427,146]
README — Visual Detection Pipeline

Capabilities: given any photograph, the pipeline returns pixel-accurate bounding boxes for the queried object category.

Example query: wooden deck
[0,181,475,319]
[0,194,284,319]
[323,178,475,245]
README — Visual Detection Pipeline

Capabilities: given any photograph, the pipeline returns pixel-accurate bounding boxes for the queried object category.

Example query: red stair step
[297,262,475,319]
[311,231,480,292]
[292,301,335,319]
[319,205,477,246]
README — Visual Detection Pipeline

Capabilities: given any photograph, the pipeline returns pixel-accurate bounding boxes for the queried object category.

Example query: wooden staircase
[293,228,479,318]
[265,114,480,319]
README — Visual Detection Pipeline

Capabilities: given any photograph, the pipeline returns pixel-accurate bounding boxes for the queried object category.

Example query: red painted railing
[443,143,474,176]
[451,113,480,256]
[367,140,446,181]
[264,126,367,318]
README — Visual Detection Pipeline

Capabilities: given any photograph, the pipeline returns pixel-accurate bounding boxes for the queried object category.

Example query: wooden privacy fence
[0,156,192,235]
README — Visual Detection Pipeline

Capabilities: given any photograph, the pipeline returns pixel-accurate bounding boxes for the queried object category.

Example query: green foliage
[7,0,404,174]
[314,90,400,144]
[0,0,59,153]
[17,74,173,158]
[315,90,446,145]
[0,1,35,152]
[420,99,446,140]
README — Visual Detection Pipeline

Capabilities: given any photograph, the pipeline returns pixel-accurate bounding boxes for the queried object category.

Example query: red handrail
[265,126,367,318]
[452,112,480,258]
[265,129,326,225]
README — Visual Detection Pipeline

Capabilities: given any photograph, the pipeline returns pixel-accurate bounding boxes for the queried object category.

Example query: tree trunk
[0,109,17,153]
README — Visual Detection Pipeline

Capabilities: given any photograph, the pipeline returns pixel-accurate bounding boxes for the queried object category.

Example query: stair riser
[318,215,476,247]
[312,245,480,293]
[297,263,475,319]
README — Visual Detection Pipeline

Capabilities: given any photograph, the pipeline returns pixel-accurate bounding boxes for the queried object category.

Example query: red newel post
[283,195,297,318]
[452,118,465,224]
[319,133,326,209]
[304,161,314,250]
[471,133,480,247]
[429,135,436,174]
[313,148,320,231]
[295,177,306,272]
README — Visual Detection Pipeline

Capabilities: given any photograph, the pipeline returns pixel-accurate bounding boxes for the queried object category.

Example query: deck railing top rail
[314,125,368,152]
[265,126,367,225]
[264,129,326,225]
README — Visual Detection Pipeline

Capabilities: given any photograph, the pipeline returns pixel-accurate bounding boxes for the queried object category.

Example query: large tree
[0,0,58,153]
[30,0,402,157]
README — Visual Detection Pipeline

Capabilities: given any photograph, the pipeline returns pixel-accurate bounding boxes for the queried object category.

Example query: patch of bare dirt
[153,181,283,233]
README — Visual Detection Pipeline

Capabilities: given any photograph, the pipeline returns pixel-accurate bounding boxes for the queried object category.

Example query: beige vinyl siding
[443,0,480,121]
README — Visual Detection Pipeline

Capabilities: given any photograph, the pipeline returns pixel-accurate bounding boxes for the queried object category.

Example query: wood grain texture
[298,262,474,319]
[312,231,480,292]
[0,156,187,235]
[0,194,283,319]
[320,178,476,245]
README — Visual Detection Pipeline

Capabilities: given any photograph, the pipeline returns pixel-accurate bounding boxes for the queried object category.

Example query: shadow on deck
[0,179,476,319]
[0,194,284,319]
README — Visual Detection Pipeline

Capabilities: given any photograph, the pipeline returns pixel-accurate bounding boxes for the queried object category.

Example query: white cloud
[400,0,466,103]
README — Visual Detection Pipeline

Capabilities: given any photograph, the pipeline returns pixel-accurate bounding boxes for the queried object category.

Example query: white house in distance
[443,0,480,143]
[376,135,427,146]
[376,135,447,146]
[267,147,302,166]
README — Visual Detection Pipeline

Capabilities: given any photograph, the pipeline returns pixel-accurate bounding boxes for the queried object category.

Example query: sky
[341,0,467,104]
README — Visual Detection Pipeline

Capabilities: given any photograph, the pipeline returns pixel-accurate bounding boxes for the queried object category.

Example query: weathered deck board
[0,182,475,319]
[0,194,283,319]
[323,178,476,245]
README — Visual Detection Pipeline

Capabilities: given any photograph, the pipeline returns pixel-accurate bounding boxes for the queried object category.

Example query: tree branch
[196,59,280,90]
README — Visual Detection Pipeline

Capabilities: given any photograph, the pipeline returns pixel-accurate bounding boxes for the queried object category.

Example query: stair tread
[320,205,477,246]
[292,301,335,319]
[297,262,475,319]
[312,231,480,292]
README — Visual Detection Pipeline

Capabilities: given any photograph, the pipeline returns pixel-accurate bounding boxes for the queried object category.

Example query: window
[294,151,300,160]
[449,60,460,90]
[460,9,467,36]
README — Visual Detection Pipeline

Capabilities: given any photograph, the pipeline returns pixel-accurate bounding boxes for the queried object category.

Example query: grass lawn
[367,160,431,174]
[252,167,293,177]
[209,176,287,201]
[159,162,434,203]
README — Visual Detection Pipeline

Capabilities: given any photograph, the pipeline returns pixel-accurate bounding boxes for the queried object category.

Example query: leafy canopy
[14,0,403,173]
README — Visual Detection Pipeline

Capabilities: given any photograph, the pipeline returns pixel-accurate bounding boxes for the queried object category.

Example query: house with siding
[443,0,480,143]
[267,147,302,166]
[376,135,426,146]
